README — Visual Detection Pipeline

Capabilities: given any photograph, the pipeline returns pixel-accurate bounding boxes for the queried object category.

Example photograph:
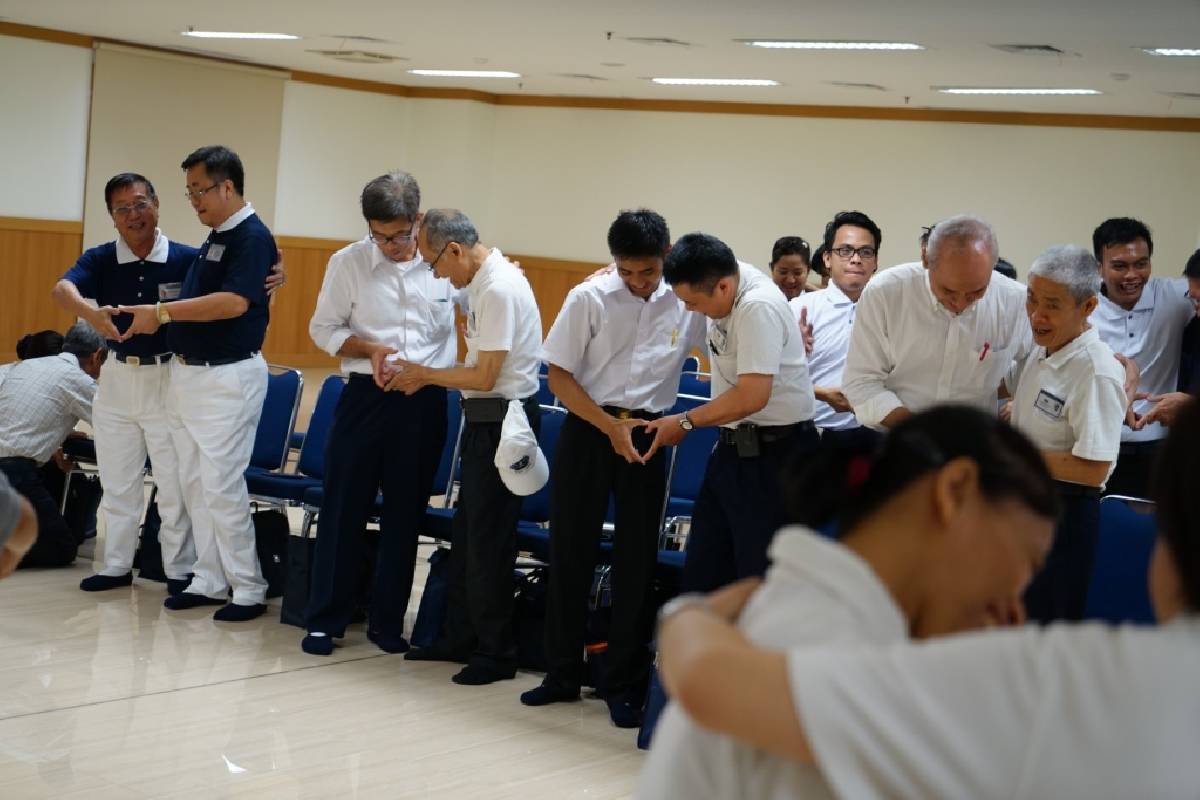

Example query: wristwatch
[678,412,694,432]
[155,302,172,325]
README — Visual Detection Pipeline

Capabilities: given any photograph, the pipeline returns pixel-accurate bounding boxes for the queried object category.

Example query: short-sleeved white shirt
[843,263,1030,429]
[708,264,815,427]
[792,283,860,431]
[1007,327,1126,486]
[541,269,706,413]
[788,616,1200,800]
[462,248,542,400]
[637,528,906,800]
[1091,277,1196,443]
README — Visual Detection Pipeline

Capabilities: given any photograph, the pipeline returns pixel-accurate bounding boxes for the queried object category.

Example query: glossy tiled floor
[0,546,643,799]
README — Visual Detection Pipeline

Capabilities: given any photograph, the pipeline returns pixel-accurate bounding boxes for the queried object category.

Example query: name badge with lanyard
[206,243,226,262]
[1034,388,1066,419]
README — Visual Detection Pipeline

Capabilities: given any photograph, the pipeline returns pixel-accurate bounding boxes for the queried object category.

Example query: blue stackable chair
[515,405,567,562]
[250,365,304,475]
[661,394,717,532]
[681,355,700,373]
[1084,495,1157,624]
[677,371,711,398]
[419,390,466,543]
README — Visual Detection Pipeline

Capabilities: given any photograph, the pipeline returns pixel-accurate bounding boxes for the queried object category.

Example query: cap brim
[500,449,549,497]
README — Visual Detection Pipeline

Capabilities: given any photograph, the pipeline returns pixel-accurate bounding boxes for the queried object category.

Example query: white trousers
[167,354,269,605]
[93,357,194,579]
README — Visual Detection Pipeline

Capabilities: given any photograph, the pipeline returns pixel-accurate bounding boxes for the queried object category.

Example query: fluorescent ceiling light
[936,87,1101,95]
[1144,47,1200,56]
[652,78,779,86]
[408,69,521,78]
[181,30,299,40]
[746,40,923,51]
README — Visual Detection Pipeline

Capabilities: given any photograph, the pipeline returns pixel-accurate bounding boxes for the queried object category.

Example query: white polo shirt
[843,263,1030,430]
[1091,277,1196,443]
[708,264,814,428]
[792,283,860,431]
[789,616,1200,800]
[462,248,541,401]
[637,528,906,800]
[309,238,463,375]
[541,268,707,413]
[1006,327,1126,486]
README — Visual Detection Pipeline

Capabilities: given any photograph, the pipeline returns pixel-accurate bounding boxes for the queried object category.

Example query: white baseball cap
[494,400,549,496]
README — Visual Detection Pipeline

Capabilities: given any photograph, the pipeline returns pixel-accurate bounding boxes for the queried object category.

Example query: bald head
[924,215,1000,315]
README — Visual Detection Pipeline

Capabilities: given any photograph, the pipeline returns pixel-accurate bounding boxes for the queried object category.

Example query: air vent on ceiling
[621,36,694,48]
[827,81,887,91]
[307,49,404,64]
[1162,91,1200,99]
[554,72,611,81]
[991,44,1080,57]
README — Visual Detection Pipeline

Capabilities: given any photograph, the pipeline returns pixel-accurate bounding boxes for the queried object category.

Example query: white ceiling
[3,0,1200,116]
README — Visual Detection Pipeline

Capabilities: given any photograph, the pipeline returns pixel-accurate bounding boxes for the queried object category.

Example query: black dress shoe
[213,602,268,622]
[367,630,410,654]
[452,663,516,686]
[301,634,335,655]
[163,593,226,610]
[165,577,192,597]
[606,696,644,729]
[79,573,133,592]
[520,680,581,706]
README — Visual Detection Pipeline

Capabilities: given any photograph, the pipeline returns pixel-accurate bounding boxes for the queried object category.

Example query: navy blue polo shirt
[167,209,275,361]
[61,234,198,358]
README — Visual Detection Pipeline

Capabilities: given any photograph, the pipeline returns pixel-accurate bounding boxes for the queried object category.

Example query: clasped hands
[371,347,429,394]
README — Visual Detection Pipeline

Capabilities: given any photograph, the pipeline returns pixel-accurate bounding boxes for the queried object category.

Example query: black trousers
[681,424,820,592]
[1105,441,1160,500]
[440,398,541,671]
[819,425,883,454]
[0,457,79,568]
[305,379,446,638]
[543,413,666,697]
[1024,482,1100,624]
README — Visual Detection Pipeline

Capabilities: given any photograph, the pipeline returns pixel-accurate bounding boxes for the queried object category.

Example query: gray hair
[360,170,420,223]
[1028,244,1101,304]
[422,208,480,251]
[62,320,105,358]
[926,214,999,268]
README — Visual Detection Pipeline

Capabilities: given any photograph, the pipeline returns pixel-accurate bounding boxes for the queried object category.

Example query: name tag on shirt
[158,282,182,301]
[708,325,728,355]
[1034,389,1066,419]
[206,244,226,262]
[466,311,478,337]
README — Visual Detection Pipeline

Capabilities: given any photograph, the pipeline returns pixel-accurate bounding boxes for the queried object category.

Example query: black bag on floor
[134,498,167,582]
[514,567,549,671]
[280,534,315,627]
[62,472,102,543]
[254,509,291,599]
[411,547,451,649]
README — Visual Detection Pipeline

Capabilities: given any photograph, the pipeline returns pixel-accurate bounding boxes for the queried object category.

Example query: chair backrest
[296,374,347,479]
[665,423,719,504]
[536,373,557,407]
[520,405,567,523]
[431,390,464,500]
[250,365,303,472]
[678,371,711,399]
[682,355,700,373]
[1085,495,1157,624]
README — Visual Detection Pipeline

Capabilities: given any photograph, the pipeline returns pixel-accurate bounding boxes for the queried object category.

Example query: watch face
[679,415,693,431]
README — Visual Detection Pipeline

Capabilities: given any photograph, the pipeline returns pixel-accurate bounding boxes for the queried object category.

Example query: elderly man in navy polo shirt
[54,171,282,596]
[122,145,278,622]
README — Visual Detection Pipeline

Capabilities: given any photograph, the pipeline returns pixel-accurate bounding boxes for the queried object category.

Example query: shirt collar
[369,237,424,275]
[1042,326,1099,369]
[468,248,504,294]
[822,281,855,307]
[601,265,671,303]
[215,203,255,233]
[115,229,170,264]
[1099,282,1156,315]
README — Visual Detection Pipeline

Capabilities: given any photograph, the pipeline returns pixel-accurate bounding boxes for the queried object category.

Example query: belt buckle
[617,409,632,420]
[126,355,141,366]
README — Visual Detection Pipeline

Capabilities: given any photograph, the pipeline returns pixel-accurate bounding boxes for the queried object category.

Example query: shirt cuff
[850,390,903,430]
[320,329,351,359]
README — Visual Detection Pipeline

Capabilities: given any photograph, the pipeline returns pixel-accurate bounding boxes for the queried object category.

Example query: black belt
[114,352,173,366]
[601,405,661,421]
[0,456,36,467]
[1118,440,1162,456]
[462,395,537,423]
[718,420,814,446]
[176,353,256,367]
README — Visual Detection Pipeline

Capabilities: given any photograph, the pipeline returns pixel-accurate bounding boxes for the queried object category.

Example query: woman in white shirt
[638,405,1060,799]
[656,399,1200,800]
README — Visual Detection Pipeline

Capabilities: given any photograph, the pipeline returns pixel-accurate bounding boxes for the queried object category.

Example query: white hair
[1028,244,1101,303]
[926,214,999,268]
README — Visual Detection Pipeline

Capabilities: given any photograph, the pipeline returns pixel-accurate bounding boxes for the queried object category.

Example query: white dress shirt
[843,263,1030,430]
[1091,277,1196,443]
[1007,328,1126,487]
[789,616,1200,800]
[709,264,814,427]
[541,269,706,413]
[0,353,95,464]
[463,248,542,400]
[792,283,860,431]
[638,527,906,800]
[309,238,462,375]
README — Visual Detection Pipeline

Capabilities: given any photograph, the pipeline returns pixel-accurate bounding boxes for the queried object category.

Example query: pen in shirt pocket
[979,342,991,362]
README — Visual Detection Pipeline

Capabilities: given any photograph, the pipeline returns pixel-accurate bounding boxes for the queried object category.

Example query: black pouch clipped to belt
[734,423,761,458]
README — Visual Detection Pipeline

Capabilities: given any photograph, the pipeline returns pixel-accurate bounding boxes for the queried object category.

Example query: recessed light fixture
[935,87,1101,95]
[743,40,923,51]
[408,69,521,78]
[181,30,299,40]
[1143,47,1200,57]
[651,78,779,86]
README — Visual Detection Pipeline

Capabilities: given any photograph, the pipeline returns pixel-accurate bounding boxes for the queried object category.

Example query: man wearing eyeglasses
[301,171,463,656]
[842,214,1031,430]
[52,171,282,596]
[119,145,278,622]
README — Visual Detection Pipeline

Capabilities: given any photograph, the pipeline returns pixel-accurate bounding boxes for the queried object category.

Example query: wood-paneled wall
[0,217,82,362]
